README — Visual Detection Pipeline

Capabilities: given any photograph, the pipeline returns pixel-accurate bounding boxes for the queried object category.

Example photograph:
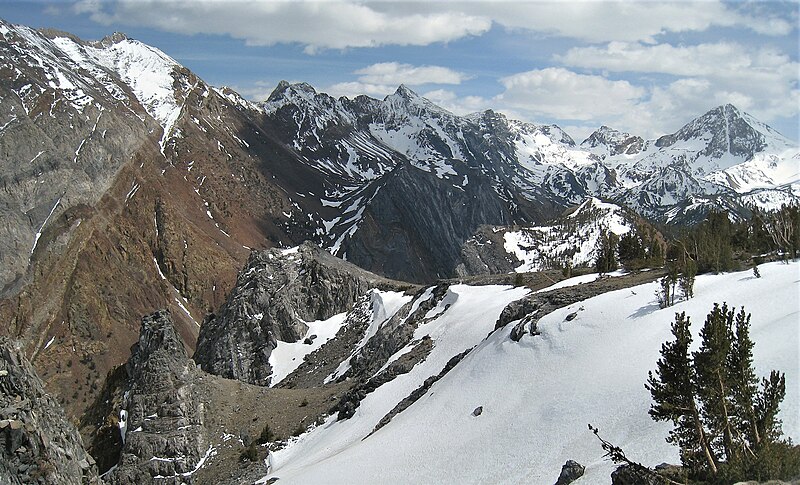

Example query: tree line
[594,204,798,307]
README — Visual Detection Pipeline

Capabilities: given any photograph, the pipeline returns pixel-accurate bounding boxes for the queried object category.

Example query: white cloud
[74,0,491,53]
[556,41,800,134]
[325,62,468,100]
[74,1,794,50]
[495,68,646,121]
[421,89,490,115]
[325,81,396,99]
[558,41,795,78]
[355,62,467,86]
[471,1,793,43]
[383,1,793,43]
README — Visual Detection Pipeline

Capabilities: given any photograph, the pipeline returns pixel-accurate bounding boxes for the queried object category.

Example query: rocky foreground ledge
[0,338,100,485]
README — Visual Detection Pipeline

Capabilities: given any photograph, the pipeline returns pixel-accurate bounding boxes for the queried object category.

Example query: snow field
[263,284,531,483]
[262,262,798,484]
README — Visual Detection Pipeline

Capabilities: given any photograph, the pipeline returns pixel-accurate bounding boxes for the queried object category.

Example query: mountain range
[0,19,797,485]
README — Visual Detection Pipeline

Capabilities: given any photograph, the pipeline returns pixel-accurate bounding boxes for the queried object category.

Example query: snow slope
[50,33,186,154]
[503,197,634,272]
[263,262,799,484]
[262,284,531,483]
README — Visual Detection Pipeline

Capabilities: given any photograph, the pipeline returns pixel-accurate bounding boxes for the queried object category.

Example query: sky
[1,1,798,142]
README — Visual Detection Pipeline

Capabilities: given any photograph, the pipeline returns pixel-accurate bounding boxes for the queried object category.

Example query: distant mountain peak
[655,103,782,159]
[98,31,129,45]
[581,125,644,157]
[393,84,418,98]
[267,80,318,103]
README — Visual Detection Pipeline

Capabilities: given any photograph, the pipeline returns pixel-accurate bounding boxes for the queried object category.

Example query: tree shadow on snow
[629,301,661,320]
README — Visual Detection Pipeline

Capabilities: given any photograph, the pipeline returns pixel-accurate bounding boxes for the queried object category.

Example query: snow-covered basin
[264,262,799,484]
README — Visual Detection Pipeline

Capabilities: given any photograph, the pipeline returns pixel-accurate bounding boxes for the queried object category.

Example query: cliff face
[343,162,516,283]
[0,338,100,485]
[105,310,210,484]
[193,242,405,386]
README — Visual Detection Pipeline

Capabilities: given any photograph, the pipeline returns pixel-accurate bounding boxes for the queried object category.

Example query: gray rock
[194,242,402,386]
[472,406,483,417]
[106,310,210,485]
[0,338,101,485]
[610,464,661,485]
[0,21,157,293]
[555,460,585,485]
[510,320,529,342]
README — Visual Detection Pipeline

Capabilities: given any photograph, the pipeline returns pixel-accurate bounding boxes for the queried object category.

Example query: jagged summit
[392,83,418,99]
[581,125,644,157]
[656,103,790,156]
[267,79,318,102]
[94,31,130,47]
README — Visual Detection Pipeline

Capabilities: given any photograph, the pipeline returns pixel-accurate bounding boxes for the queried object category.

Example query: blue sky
[2,1,798,142]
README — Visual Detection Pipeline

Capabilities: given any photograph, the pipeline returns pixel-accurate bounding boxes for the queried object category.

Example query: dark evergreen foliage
[646,304,793,482]
[595,229,619,274]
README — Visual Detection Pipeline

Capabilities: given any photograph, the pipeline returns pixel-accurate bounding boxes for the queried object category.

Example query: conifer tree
[647,304,790,480]
[647,312,718,473]
[595,230,619,275]
[618,232,645,268]
[728,310,756,432]
[679,258,697,300]
[694,304,736,462]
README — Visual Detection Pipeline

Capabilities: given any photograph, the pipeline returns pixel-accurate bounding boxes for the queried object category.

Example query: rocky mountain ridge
[457,197,651,276]
[0,17,797,436]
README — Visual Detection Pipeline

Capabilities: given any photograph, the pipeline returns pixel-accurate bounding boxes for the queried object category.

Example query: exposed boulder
[610,463,684,485]
[0,338,101,485]
[555,460,585,485]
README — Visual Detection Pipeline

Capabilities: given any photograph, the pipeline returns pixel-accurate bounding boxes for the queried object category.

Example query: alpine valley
[0,20,797,485]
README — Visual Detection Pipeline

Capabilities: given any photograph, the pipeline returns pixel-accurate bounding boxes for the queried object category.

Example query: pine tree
[648,237,665,267]
[694,304,736,462]
[648,304,790,480]
[657,275,673,309]
[679,258,697,300]
[727,308,760,453]
[755,371,786,444]
[618,232,645,268]
[595,230,619,275]
[647,312,718,474]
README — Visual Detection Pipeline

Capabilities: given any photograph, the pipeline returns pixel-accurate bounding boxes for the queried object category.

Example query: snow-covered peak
[89,37,182,127]
[393,83,417,99]
[656,104,779,160]
[581,125,644,158]
[261,81,351,127]
[49,33,188,154]
[266,80,318,104]
[508,118,596,173]
[382,84,455,119]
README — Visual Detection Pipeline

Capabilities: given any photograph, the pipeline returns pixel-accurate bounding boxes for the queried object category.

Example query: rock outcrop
[0,338,100,485]
[194,242,403,386]
[106,310,210,484]
[555,460,585,485]
[496,270,664,341]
